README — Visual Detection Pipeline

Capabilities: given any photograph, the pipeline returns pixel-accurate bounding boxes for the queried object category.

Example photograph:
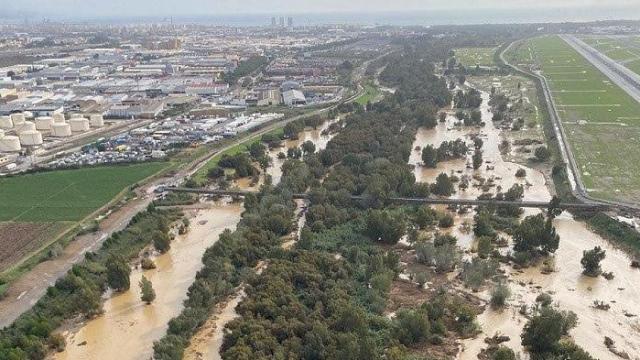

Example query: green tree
[490,283,511,309]
[432,173,455,197]
[513,214,559,254]
[492,347,516,360]
[521,307,577,355]
[365,210,406,244]
[581,246,606,277]
[140,275,156,304]
[472,148,483,170]
[392,309,430,345]
[153,230,171,253]
[248,142,266,159]
[106,255,131,292]
[535,146,551,162]
[301,140,316,155]
[422,145,438,168]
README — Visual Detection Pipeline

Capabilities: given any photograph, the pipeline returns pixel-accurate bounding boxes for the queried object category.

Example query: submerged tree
[513,214,560,255]
[581,246,606,277]
[140,275,156,304]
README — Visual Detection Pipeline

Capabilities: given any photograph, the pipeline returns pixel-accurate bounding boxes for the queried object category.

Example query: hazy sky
[5,0,640,18]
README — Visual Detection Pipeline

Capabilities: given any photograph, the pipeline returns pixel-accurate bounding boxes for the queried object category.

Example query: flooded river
[53,201,243,360]
[51,120,336,360]
[409,89,640,359]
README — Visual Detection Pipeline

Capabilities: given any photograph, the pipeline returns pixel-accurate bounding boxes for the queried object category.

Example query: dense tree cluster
[454,89,483,109]
[421,139,468,168]
[513,214,560,255]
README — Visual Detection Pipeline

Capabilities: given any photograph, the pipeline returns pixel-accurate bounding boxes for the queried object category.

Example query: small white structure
[89,114,104,128]
[0,135,21,152]
[53,113,66,123]
[19,130,43,146]
[68,118,90,132]
[0,116,12,129]
[35,117,54,130]
[10,113,26,126]
[51,123,72,137]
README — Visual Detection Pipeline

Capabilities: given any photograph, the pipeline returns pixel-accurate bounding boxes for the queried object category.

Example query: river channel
[50,120,338,360]
[407,88,640,359]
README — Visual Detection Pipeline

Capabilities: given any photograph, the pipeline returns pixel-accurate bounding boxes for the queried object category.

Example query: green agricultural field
[0,162,167,222]
[454,47,497,67]
[509,35,640,202]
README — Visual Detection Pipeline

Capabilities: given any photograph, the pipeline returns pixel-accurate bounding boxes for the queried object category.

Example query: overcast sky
[4,0,640,19]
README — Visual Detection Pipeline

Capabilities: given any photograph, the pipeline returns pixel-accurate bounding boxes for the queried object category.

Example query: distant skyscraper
[271,17,276,27]
[279,16,285,27]
[287,17,293,28]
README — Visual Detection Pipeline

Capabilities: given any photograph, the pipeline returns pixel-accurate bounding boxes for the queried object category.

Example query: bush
[392,309,430,345]
[438,213,454,228]
[515,168,526,178]
[492,347,516,360]
[490,283,511,309]
[534,146,551,162]
[581,246,606,277]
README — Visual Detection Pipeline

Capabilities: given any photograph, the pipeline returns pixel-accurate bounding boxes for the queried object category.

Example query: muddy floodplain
[404,88,640,359]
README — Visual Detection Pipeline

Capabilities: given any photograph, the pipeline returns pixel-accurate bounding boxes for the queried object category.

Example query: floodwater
[51,121,338,360]
[183,289,246,360]
[183,122,333,359]
[267,118,339,184]
[410,90,549,249]
[409,88,640,359]
[52,200,243,360]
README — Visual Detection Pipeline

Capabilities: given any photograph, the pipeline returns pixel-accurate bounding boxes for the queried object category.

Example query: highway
[561,34,640,103]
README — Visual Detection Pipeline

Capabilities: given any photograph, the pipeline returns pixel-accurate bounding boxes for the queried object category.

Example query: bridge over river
[165,187,607,210]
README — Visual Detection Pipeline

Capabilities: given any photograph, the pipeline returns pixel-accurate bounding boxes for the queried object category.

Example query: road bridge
[165,187,607,210]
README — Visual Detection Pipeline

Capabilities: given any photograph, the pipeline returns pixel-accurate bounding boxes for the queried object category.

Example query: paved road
[561,34,640,103]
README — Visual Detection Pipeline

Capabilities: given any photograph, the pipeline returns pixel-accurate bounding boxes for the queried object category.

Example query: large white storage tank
[10,113,25,127]
[51,123,72,137]
[19,130,43,146]
[16,121,36,133]
[89,114,104,128]
[35,117,54,131]
[0,135,21,152]
[69,117,90,132]
[0,116,12,129]
[53,113,66,123]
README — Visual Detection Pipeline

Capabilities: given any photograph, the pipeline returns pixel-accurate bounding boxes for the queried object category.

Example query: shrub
[490,283,511,309]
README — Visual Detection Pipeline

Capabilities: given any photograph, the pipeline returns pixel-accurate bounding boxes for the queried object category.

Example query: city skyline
[3,0,640,21]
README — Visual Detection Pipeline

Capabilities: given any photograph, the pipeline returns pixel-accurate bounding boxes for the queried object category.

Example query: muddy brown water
[408,89,640,359]
[184,123,333,359]
[51,123,336,360]
[52,200,243,360]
